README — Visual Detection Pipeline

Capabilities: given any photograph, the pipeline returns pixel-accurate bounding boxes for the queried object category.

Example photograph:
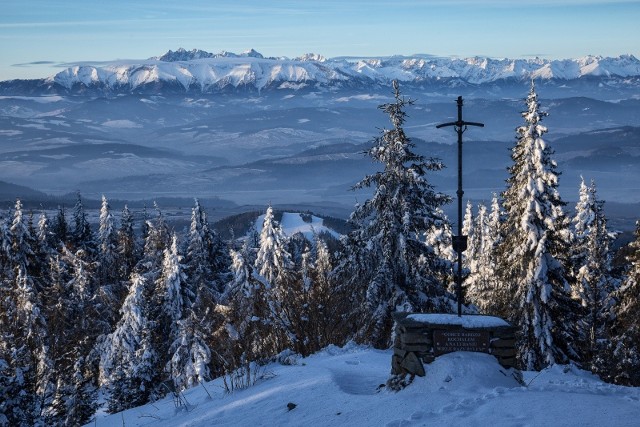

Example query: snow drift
[90,344,640,427]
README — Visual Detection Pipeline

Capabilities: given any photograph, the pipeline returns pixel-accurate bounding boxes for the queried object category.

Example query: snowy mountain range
[2,49,640,96]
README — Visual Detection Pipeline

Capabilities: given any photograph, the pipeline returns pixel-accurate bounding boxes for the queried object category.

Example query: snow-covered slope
[6,50,640,94]
[254,212,341,240]
[89,344,640,427]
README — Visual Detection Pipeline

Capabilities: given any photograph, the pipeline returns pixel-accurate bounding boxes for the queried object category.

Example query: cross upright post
[436,96,484,316]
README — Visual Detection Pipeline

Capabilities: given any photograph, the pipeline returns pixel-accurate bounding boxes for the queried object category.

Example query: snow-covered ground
[90,344,640,427]
[254,212,341,240]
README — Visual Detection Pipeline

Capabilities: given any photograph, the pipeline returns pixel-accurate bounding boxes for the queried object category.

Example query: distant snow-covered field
[254,211,341,240]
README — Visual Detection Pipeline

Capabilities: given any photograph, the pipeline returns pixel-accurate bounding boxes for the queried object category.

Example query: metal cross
[436,96,484,317]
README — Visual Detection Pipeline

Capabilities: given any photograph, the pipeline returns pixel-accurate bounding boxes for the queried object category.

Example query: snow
[0,95,65,103]
[254,212,341,241]
[47,53,640,92]
[407,313,510,328]
[335,94,387,102]
[101,119,142,129]
[89,344,640,427]
[17,123,47,130]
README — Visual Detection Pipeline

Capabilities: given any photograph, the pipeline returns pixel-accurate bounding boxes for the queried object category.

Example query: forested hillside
[1,83,639,426]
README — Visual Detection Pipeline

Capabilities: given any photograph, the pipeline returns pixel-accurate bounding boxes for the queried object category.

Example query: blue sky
[1,0,639,81]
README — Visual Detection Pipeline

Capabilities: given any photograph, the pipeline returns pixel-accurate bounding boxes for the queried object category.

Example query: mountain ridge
[2,49,640,96]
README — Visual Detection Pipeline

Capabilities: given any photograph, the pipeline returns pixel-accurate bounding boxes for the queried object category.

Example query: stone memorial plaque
[433,330,490,356]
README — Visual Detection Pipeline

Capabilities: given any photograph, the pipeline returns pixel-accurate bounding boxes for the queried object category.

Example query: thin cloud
[0,19,145,29]
[12,61,57,67]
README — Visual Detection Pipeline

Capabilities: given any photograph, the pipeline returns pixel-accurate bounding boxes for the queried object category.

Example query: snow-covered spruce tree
[6,204,49,329]
[571,177,616,365]
[51,355,97,426]
[288,231,310,269]
[225,245,263,353]
[0,266,52,426]
[246,224,260,250]
[346,81,452,348]
[71,192,94,253]
[0,200,53,425]
[25,211,48,285]
[254,206,297,351]
[464,194,509,316]
[462,201,476,268]
[140,205,150,245]
[199,202,231,295]
[158,234,189,342]
[46,246,99,425]
[180,199,227,379]
[218,239,273,383]
[9,199,36,276]
[424,208,457,296]
[281,242,313,355]
[51,205,69,245]
[117,205,138,283]
[35,212,56,259]
[461,201,488,305]
[63,245,101,347]
[157,233,213,392]
[34,211,59,306]
[100,273,156,413]
[255,206,293,287]
[97,195,124,329]
[140,232,189,393]
[47,252,99,425]
[495,82,580,370]
[136,204,171,285]
[465,202,492,312]
[184,199,215,307]
[301,233,352,353]
[38,253,72,425]
[168,311,212,392]
[102,204,170,403]
[603,220,640,385]
[98,195,118,281]
[476,194,506,314]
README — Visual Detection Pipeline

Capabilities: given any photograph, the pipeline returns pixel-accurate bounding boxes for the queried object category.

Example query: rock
[400,351,425,377]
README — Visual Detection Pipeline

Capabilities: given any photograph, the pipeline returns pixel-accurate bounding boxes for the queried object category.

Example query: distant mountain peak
[296,53,326,62]
[153,48,216,62]
[240,49,264,59]
[216,50,239,58]
[153,48,266,61]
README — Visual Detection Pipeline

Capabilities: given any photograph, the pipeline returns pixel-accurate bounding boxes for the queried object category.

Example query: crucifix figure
[436,96,484,317]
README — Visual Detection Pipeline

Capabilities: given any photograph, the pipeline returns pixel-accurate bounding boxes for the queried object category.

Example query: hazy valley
[1,51,639,231]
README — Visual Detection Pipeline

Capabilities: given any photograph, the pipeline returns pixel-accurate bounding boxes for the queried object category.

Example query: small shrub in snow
[274,349,300,366]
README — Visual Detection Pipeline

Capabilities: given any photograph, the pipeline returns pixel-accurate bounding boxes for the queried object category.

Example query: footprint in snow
[409,411,425,420]
[331,369,383,395]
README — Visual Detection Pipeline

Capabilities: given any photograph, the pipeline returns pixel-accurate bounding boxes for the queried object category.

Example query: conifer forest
[1,82,640,426]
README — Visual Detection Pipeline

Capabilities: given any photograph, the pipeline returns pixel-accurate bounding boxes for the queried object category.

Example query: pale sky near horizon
[1,0,639,81]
